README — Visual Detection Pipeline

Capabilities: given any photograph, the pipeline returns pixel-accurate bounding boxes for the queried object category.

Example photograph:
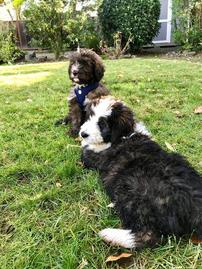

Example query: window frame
[153,0,172,44]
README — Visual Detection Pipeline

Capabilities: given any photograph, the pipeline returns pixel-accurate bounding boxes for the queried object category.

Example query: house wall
[0,5,16,21]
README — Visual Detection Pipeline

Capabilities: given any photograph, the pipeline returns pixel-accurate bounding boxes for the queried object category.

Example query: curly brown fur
[80,97,202,249]
[55,49,109,137]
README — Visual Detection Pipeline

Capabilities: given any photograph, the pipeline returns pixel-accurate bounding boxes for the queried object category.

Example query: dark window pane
[153,22,167,41]
[159,0,168,20]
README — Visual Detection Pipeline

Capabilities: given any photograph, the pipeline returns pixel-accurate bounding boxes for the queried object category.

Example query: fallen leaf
[194,106,202,114]
[75,137,82,142]
[66,144,80,148]
[107,203,115,208]
[56,182,62,188]
[165,142,176,152]
[79,206,88,214]
[191,235,202,244]
[173,110,183,117]
[77,258,88,269]
[76,161,84,167]
[106,253,132,263]
[174,110,180,115]
[37,220,45,227]
[131,79,138,84]
[117,73,124,79]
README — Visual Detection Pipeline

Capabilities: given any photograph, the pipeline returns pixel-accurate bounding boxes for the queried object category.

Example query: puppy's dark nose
[81,131,89,138]
[73,70,78,76]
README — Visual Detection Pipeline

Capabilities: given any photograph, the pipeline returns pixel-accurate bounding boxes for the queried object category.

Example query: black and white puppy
[80,96,202,249]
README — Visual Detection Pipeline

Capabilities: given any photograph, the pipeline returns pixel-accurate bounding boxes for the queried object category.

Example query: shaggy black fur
[55,49,109,137]
[81,102,202,248]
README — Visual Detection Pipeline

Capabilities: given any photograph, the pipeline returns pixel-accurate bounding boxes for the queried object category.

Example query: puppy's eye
[98,117,108,131]
[98,117,111,143]
[78,60,86,66]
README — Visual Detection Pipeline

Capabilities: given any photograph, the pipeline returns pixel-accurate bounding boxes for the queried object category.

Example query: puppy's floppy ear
[68,51,79,77]
[110,102,135,144]
[68,51,80,63]
[68,62,72,78]
[98,116,112,142]
[93,54,105,82]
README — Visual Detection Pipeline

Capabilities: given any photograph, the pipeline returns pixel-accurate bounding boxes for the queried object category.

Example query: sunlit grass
[0,58,201,269]
[0,72,51,87]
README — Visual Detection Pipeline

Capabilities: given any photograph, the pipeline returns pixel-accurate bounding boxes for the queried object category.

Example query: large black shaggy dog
[80,96,202,249]
[55,49,109,137]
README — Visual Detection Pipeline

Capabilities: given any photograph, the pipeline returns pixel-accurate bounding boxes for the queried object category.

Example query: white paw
[107,202,115,208]
[98,228,136,249]
[135,122,151,137]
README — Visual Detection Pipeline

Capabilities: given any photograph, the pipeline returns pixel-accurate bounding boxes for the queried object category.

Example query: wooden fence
[0,20,29,48]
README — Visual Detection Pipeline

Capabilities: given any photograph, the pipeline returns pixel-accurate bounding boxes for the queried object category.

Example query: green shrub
[174,26,202,51]
[173,0,202,51]
[24,0,70,59]
[24,0,102,58]
[79,18,101,51]
[0,31,24,64]
[65,15,101,52]
[98,0,160,52]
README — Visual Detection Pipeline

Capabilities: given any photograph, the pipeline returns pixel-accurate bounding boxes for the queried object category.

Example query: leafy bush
[173,0,202,51]
[0,31,24,64]
[24,0,102,58]
[65,15,101,52]
[98,0,160,51]
[79,18,101,52]
[24,0,70,59]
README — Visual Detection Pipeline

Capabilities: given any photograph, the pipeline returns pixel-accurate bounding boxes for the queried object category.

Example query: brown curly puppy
[55,49,109,137]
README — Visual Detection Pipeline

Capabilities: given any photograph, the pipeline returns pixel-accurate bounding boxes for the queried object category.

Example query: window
[153,0,172,43]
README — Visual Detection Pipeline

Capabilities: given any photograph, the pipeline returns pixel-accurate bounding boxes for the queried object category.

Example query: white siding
[0,5,16,21]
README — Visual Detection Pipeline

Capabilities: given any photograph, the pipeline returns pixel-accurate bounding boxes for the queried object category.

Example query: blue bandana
[74,82,99,109]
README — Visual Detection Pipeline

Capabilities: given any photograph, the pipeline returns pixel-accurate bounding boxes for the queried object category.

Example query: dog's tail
[98,228,136,248]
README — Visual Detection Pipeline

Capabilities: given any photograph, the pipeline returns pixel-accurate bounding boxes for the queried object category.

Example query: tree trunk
[54,49,60,60]
[53,40,62,60]
[16,8,23,48]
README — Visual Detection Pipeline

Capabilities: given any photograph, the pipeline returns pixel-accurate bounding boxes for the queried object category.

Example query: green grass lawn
[0,58,201,269]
